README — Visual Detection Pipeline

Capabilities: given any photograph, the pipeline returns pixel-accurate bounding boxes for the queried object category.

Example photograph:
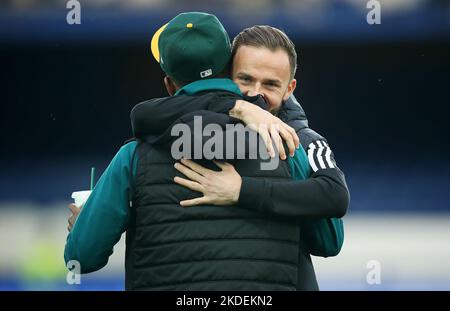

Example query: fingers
[180,196,209,207]
[259,127,275,158]
[67,203,80,232]
[213,160,232,171]
[279,126,296,157]
[180,158,210,176]
[174,176,204,192]
[68,203,80,214]
[274,120,300,157]
[270,125,286,160]
[284,124,300,149]
[174,162,206,183]
[68,214,76,232]
[287,125,300,149]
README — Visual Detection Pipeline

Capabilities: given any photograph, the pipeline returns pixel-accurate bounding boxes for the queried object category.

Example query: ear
[283,78,297,102]
[164,76,177,96]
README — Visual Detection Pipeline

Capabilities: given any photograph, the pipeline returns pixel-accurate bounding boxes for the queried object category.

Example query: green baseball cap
[151,12,231,83]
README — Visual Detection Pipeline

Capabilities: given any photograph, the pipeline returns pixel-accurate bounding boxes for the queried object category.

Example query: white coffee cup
[71,190,92,208]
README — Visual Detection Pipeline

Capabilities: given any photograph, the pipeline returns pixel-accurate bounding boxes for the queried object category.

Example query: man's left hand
[173,158,242,207]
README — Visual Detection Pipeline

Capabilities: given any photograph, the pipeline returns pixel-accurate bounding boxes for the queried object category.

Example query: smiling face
[232,45,297,114]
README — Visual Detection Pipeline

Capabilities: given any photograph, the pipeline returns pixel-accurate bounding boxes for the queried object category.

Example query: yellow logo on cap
[186,23,193,28]
[151,23,168,63]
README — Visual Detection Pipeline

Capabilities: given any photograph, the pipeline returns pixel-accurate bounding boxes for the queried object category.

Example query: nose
[246,90,259,97]
[245,83,262,97]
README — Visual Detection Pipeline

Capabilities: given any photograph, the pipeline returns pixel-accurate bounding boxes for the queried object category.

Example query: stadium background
[0,0,449,290]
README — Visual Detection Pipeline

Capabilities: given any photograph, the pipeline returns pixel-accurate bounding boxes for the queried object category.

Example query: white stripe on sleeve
[308,140,337,171]
[323,141,336,168]
[307,142,319,172]
[316,140,327,169]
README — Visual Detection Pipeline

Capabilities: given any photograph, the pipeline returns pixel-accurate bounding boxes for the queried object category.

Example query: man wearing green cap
[65,12,347,290]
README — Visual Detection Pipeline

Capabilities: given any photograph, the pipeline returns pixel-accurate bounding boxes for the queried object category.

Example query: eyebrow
[236,72,253,79]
